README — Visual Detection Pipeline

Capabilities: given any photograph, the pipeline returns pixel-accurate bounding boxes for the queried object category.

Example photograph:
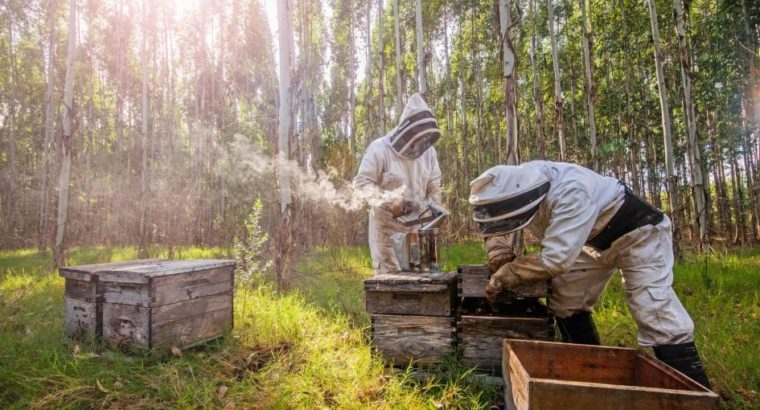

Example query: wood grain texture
[151,308,232,349]
[151,291,232,326]
[63,297,99,339]
[64,278,98,302]
[457,264,549,299]
[365,271,457,316]
[103,302,150,349]
[98,260,235,284]
[364,271,457,291]
[502,339,719,410]
[459,315,555,370]
[371,314,455,365]
[59,259,160,281]
[152,267,233,305]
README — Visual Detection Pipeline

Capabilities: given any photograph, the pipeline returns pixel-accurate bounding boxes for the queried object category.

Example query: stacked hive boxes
[364,271,459,365]
[60,259,235,352]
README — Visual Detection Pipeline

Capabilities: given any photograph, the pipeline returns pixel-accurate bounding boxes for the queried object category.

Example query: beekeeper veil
[469,165,550,236]
[389,93,441,159]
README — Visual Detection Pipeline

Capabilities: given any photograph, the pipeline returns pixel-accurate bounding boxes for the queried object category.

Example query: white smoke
[227,134,406,211]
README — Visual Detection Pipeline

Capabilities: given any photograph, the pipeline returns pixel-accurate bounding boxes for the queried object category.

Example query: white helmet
[389,93,441,159]
[469,165,550,236]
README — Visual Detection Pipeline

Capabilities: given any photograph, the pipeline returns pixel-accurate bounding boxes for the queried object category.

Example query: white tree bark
[529,0,546,159]
[415,0,427,95]
[39,0,57,249]
[276,0,295,289]
[378,0,385,135]
[54,0,77,267]
[646,0,679,244]
[673,0,707,244]
[499,0,519,166]
[393,0,403,116]
[547,0,565,160]
[581,0,598,170]
[139,0,150,257]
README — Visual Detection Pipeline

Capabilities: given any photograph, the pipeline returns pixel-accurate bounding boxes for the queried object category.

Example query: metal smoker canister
[418,228,440,272]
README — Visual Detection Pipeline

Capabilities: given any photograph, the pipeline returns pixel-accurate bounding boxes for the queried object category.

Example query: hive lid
[364,271,457,292]
[59,259,161,281]
[96,259,235,284]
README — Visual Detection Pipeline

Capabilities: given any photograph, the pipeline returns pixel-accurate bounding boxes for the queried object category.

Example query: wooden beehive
[502,339,719,410]
[97,259,235,351]
[365,271,458,365]
[457,265,549,299]
[364,271,458,316]
[60,259,159,339]
[458,300,555,372]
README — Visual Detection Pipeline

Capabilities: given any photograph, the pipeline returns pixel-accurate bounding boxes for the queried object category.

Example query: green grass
[1,244,759,408]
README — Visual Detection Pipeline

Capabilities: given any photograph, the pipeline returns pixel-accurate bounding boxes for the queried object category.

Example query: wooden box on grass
[502,339,719,410]
[60,259,159,339]
[364,271,458,316]
[457,265,549,299]
[97,259,235,351]
[371,314,456,365]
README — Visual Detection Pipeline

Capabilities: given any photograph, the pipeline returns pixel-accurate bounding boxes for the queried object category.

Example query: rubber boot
[653,342,711,389]
[556,312,601,345]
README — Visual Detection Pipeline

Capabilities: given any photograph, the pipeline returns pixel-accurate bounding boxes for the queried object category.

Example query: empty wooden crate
[364,271,458,316]
[458,300,555,371]
[457,265,549,300]
[98,259,235,351]
[60,259,159,339]
[502,339,719,410]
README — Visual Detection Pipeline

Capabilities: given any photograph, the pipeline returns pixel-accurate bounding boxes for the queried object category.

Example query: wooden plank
[59,259,161,281]
[459,315,555,370]
[529,379,719,410]
[153,280,233,306]
[371,315,455,365]
[365,288,454,316]
[64,278,98,302]
[151,291,232,326]
[151,308,232,350]
[63,297,99,339]
[457,264,549,299]
[103,282,151,306]
[635,354,706,391]
[504,341,531,410]
[102,302,150,349]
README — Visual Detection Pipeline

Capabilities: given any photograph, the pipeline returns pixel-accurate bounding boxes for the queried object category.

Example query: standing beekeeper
[469,161,711,388]
[353,93,442,275]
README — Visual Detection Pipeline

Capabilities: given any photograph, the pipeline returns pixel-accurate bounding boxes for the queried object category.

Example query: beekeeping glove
[383,198,419,218]
[491,252,555,290]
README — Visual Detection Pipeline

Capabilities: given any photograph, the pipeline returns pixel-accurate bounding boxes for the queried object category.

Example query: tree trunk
[276,0,295,290]
[54,0,77,268]
[673,0,707,247]
[377,0,385,135]
[393,0,403,116]
[529,0,546,159]
[415,0,427,96]
[39,0,57,250]
[139,0,150,258]
[499,0,520,165]
[646,0,679,253]
[580,0,597,170]
[5,7,18,236]
[365,0,373,147]
[547,0,565,160]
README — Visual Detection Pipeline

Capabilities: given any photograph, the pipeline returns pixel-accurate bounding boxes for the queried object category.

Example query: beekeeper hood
[469,165,550,236]
[389,93,441,159]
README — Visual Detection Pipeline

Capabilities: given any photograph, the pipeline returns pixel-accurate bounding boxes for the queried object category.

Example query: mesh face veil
[390,111,441,159]
[469,166,551,236]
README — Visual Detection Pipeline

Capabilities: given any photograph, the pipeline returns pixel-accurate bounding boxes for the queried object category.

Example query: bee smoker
[418,227,440,272]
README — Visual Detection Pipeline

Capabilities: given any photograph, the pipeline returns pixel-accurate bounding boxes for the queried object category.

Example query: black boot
[556,312,601,345]
[653,342,711,389]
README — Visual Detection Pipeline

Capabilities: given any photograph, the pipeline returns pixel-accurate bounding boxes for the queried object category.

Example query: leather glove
[485,275,519,312]
[384,198,419,218]
[492,252,555,289]
[488,251,517,274]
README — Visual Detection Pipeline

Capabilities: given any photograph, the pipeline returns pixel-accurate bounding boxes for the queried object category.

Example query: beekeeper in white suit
[353,93,442,275]
[469,161,711,388]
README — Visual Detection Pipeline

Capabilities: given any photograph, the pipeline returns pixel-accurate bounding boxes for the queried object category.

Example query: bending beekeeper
[353,93,442,275]
[469,161,711,388]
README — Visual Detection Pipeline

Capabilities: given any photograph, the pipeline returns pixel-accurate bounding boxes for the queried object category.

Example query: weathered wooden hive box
[457,264,555,372]
[502,339,719,410]
[97,259,235,351]
[365,271,458,365]
[60,259,159,339]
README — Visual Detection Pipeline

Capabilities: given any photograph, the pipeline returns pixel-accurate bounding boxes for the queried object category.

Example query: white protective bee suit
[353,94,443,275]
[471,161,695,347]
